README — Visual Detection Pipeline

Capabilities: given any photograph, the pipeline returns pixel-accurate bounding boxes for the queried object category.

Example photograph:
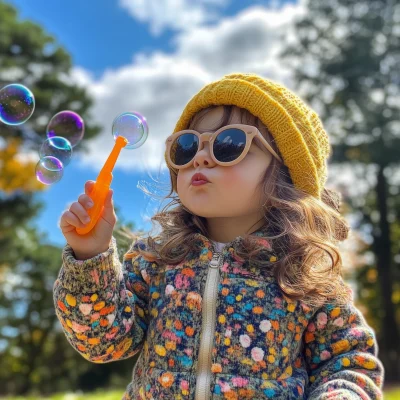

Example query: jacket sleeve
[53,235,150,363]
[303,292,385,400]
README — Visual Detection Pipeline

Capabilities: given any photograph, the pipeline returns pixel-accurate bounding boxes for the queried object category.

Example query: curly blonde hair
[117,105,352,308]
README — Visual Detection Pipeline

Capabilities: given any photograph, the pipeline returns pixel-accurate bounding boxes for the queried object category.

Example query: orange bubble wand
[76,135,128,235]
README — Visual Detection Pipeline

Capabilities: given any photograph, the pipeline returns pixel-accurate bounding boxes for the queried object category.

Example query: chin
[184,203,218,218]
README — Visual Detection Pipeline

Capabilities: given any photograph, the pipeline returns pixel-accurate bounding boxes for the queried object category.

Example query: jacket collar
[193,224,274,252]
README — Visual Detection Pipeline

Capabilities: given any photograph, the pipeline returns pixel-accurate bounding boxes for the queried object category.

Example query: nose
[192,141,216,168]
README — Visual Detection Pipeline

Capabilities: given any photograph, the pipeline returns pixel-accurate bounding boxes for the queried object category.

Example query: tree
[0,0,102,249]
[0,209,142,396]
[0,0,121,395]
[0,1,100,152]
[281,0,400,381]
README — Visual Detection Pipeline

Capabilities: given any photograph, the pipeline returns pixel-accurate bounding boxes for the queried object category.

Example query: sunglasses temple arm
[256,133,282,162]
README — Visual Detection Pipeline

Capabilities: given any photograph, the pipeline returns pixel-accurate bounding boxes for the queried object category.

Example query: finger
[78,193,94,209]
[70,202,91,225]
[85,180,95,196]
[60,210,87,228]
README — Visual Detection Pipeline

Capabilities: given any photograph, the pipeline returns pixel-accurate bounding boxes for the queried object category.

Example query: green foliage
[0,1,140,396]
[280,0,400,381]
[0,0,101,155]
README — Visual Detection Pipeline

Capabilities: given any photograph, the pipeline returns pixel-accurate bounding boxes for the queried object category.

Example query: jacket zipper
[194,243,227,400]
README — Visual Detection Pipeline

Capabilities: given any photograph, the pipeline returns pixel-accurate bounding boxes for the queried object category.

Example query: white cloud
[64,1,310,178]
[119,0,229,36]
[173,5,305,80]
[69,58,212,174]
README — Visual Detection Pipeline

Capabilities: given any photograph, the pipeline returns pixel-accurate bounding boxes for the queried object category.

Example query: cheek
[223,165,258,189]
[176,173,183,193]
[176,170,190,196]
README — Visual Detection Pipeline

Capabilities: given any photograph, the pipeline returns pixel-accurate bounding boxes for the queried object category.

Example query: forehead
[192,106,263,150]
[194,106,242,132]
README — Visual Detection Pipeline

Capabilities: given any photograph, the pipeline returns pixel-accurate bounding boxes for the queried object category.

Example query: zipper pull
[210,253,222,269]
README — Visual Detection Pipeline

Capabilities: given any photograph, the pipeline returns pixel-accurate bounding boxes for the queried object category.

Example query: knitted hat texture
[165,73,348,239]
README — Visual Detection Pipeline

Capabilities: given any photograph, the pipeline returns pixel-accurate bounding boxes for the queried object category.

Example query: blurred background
[0,0,399,398]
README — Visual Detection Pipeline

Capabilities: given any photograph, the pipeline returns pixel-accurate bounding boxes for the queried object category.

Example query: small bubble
[0,83,35,125]
[46,110,84,148]
[35,156,64,185]
[39,136,73,167]
[112,111,148,149]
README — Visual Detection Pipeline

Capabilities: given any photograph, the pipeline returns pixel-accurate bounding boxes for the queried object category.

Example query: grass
[383,386,400,400]
[1,387,399,399]
[0,391,124,400]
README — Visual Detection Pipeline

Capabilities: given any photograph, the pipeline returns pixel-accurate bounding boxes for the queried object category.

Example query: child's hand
[59,180,117,260]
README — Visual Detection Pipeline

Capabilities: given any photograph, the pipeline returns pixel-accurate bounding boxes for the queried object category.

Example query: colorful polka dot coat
[53,226,384,399]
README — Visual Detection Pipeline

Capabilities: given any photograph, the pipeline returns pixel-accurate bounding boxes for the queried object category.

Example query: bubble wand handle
[76,135,128,235]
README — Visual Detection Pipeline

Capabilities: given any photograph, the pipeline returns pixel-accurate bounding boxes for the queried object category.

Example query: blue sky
[4,0,322,249]
[8,0,175,78]
[8,0,295,76]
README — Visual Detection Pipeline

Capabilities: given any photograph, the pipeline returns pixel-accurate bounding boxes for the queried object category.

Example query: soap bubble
[112,111,148,149]
[0,83,35,125]
[35,156,64,185]
[39,136,73,167]
[46,110,84,147]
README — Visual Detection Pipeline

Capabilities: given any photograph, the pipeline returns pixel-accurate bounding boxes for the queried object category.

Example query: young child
[54,73,385,399]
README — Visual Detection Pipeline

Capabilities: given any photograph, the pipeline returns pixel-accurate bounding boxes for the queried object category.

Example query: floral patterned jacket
[53,226,384,399]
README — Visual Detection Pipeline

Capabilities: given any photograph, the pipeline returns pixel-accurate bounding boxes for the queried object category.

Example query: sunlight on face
[176,106,273,220]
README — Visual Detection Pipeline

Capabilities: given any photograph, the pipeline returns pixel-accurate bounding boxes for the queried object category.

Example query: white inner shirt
[210,240,228,253]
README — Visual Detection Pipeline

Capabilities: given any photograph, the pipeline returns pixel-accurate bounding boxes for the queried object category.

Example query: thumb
[102,189,115,219]
[105,189,114,207]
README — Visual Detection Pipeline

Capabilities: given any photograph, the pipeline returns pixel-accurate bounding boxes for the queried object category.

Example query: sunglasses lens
[214,128,246,162]
[170,133,199,166]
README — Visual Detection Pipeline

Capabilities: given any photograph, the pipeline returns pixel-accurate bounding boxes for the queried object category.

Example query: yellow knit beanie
[166,72,332,201]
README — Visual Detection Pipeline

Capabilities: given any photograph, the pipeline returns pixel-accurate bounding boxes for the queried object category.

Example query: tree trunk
[375,165,400,382]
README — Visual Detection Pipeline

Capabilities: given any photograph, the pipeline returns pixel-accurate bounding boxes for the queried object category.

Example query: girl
[54,73,385,399]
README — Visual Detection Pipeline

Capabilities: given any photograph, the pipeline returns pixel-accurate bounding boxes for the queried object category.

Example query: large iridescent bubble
[35,156,64,185]
[39,136,73,167]
[46,110,84,147]
[0,83,35,125]
[112,111,148,149]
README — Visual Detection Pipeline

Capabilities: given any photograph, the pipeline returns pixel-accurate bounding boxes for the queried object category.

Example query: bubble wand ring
[76,135,128,235]
[75,111,148,235]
